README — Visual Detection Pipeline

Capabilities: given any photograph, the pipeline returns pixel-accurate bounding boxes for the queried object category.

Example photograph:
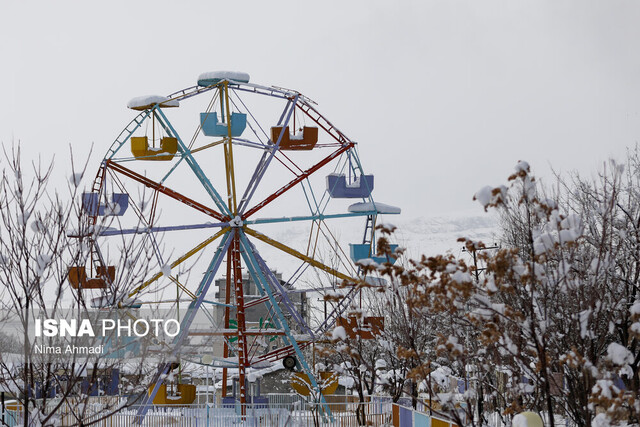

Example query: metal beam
[237,96,297,214]
[245,210,378,226]
[154,107,231,216]
[244,227,356,283]
[105,160,227,221]
[98,221,227,236]
[243,143,354,218]
[238,230,333,422]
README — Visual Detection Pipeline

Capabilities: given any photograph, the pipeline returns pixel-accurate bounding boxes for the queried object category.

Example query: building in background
[214,271,308,329]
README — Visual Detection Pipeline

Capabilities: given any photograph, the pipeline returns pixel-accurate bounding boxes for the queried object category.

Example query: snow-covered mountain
[392,211,499,259]
[255,211,499,284]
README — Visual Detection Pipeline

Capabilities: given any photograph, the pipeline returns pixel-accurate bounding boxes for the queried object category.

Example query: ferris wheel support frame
[237,229,333,421]
[237,95,298,213]
[154,107,232,216]
[135,229,234,423]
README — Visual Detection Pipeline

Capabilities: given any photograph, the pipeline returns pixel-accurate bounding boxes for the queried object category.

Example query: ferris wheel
[69,71,400,418]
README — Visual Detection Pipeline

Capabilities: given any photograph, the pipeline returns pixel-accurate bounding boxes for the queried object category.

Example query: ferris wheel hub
[230,215,244,228]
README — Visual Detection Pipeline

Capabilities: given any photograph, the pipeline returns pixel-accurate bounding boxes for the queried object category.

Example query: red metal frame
[243,143,354,218]
[231,235,248,415]
[222,253,232,397]
[105,160,228,222]
[295,101,348,145]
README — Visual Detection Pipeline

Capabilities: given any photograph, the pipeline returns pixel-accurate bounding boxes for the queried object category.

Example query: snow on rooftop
[339,375,355,388]
[127,95,179,111]
[348,202,401,215]
[197,71,250,87]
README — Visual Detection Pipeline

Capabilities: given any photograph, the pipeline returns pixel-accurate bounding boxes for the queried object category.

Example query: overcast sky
[1,0,639,219]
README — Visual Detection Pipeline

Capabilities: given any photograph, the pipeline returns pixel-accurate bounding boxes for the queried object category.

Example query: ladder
[104,110,150,161]
[362,214,376,254]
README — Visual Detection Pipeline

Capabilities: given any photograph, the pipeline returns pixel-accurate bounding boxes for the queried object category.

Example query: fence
[3,395,394,426]
[392,403,460,427]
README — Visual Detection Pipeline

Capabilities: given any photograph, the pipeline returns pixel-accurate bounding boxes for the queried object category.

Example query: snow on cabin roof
[348,202,401,215]
[127,95,179,111]
[197,71,250,87]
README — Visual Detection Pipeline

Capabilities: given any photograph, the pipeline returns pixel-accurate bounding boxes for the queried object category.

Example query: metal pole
[473,249,479,282]
[222,250,232,397]
[231,236,249,417]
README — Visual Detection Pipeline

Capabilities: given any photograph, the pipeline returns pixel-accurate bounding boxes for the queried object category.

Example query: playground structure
[69,71,401,422]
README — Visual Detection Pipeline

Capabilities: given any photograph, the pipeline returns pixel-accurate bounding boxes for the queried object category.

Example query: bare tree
[490,155,640,426]
[0,145,165,426]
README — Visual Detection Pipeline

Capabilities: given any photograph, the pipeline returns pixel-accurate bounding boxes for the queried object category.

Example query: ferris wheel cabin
[270,126,319,150]
[200,112,247,137]
[127,95,181,160]
[82,193,129,216]
[68,265,115,289]
[326,173,374,198]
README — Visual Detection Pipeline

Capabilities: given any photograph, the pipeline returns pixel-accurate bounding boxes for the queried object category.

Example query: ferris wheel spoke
[248,246,313,337]
[154,107,231,216]
[245,210,376,226]
[237,231,323,396]
[189,137,225,154]
[243,226,355,283]
[167,275,197,300]
[243,142,355,219]
[105,160,227,221]
[314,286,360,335]
[127,227,230,299]
[237,97,297,214]
[98,221,227,237]
[220,82,242,214]
[238,234,312,337]
[300,178,322,217]
[237,149,272,213]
